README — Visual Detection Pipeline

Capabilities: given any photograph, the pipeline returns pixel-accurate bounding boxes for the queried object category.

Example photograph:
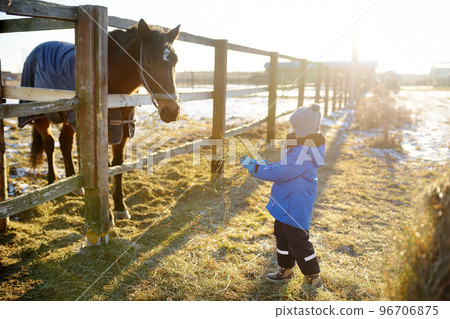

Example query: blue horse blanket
[19,41,132,145]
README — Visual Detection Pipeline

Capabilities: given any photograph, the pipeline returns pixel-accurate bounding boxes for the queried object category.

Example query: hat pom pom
[311,104,320,112]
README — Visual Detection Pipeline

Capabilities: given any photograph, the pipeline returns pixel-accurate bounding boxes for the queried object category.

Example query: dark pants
[274,220,320,276]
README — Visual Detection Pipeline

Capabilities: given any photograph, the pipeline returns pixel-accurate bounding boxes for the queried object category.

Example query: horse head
[137,19,180,123]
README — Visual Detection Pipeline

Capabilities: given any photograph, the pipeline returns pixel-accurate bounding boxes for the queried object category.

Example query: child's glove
[240,156,267,174]
[240,155,252,168]
[240,156,258,175]
[246,162,257,175]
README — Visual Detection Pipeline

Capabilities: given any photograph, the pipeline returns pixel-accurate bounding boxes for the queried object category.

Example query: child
[240,103,325,290]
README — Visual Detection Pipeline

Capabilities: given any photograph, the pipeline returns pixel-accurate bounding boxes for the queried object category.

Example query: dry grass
[0,95,446,301]
[353,87,411,151]
[386,171,450,300]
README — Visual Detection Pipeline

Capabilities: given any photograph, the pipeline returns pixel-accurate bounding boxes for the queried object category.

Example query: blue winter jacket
[250,135,325,230]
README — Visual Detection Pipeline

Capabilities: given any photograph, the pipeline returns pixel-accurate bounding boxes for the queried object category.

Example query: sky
[1,0,449,74]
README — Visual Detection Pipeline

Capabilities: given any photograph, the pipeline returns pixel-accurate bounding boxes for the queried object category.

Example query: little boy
[240,103,325,290]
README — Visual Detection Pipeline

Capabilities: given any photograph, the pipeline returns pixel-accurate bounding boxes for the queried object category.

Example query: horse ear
[166,25,180,44]
[138,19,151,41]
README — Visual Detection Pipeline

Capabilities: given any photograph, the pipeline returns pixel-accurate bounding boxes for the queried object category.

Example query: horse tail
[30,122,44,169]
[18,50,37,128]
[22,46,43,168]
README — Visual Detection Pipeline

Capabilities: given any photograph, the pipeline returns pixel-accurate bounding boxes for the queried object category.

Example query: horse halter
[139,43,159,108]
[139,42,179,109]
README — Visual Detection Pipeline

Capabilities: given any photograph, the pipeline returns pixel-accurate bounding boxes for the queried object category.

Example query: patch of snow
[370,148,406,163]
[17,181,30,192]
[136,85,319,125]
[8,167,29,178]
[320,117,334,127]
[7,183,15,197]
[397,88,450,164]
[6,142,29,148]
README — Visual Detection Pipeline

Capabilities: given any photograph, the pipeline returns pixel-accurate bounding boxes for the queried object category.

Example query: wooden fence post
[344,69,349,106]
[338,71,343,109]
[324,66,330,117]
[355,68,361,104]
[350,36,358,107]
[332,68,337,113]
[267,52,278,142]
[0,61,8,232]
[75,5,111,245]
[297,59,307,107]
[211,39,227,175]
[314,63,323,103]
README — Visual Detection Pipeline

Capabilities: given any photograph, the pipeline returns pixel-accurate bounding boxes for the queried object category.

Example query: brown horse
[19,19,180,220]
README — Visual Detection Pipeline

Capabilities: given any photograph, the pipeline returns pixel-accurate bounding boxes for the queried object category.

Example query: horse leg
[34,117,56,184]
[111,135,130,219]
[59,123,76,177]
[59,123,84,196]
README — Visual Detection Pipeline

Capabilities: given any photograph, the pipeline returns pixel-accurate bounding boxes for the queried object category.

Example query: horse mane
[109,24,169,51]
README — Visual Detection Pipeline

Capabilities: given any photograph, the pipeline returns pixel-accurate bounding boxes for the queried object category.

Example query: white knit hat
[288,103,322,138]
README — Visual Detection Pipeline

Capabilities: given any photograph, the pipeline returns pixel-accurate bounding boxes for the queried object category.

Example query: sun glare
[1,0,449,74]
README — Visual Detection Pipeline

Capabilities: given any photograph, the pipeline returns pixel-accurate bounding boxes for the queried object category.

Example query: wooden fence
[0,0,356,239]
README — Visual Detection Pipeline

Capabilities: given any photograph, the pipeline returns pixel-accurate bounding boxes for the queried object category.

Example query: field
[0,87,448,301]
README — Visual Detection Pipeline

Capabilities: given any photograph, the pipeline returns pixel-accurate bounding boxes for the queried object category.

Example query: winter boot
[303,274,324,290]
[266,267,294,282]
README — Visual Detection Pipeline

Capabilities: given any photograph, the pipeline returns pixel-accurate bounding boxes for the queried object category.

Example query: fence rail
[0,175,82,219]
[0,17,73,32]
[0,97,78,118]
[1,85,272,107]
[0,0,78,21]
[0,0,361,238]
[107,106,299,178]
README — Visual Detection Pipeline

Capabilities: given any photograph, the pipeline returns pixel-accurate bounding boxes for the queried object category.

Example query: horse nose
[159,100,180,123]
